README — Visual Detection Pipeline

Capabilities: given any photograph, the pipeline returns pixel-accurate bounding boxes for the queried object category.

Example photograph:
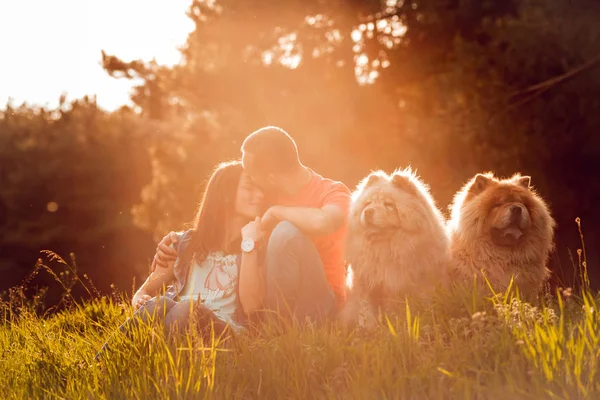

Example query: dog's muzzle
[491,205,530,246]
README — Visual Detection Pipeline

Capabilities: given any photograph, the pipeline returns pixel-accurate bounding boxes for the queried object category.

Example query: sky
[0,0,194,111]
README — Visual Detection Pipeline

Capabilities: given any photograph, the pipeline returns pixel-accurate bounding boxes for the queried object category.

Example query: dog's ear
[516,175,531,189]
[391,173,417,195]
[362,172,383,188]
[468,173,493,195]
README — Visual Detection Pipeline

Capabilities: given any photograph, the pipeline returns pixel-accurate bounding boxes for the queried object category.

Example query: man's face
[241,151,279,194]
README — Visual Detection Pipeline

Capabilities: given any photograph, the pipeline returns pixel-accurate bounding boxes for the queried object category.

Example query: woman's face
[235,172,264,220]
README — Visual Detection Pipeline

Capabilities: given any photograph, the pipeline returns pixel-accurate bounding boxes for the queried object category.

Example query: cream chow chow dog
[447,172,556,298]
[339,168,451,328]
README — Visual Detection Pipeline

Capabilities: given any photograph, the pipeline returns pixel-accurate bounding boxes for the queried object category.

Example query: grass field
[1,244,598,399]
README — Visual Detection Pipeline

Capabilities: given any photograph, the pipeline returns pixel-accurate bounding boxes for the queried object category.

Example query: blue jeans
[94,297,228,361]
[130,296,229,334]
[262,221,335,323]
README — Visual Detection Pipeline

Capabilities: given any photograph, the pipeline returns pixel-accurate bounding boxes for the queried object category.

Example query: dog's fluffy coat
[340,168,450,327]
[447,172,556,297]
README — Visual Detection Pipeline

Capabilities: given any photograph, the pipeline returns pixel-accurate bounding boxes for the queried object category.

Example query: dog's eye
[491,203,503,209]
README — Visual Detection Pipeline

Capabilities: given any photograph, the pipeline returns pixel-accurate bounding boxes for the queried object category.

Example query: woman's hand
[241,217,264,242]
[132,292,152,310]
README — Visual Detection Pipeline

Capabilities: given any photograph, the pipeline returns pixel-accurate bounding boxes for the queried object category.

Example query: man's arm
[264,204,346,237]
[262,184,351,236]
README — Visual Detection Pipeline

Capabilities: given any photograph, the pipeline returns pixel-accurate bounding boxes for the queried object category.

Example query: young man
[152,126,351,322]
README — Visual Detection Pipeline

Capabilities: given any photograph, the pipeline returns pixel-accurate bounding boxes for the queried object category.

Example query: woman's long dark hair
[187,160,244,262]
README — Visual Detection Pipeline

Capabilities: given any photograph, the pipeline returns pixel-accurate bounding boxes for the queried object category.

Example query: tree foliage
[103,0,600,279]
[1,0,599,298]
[0,98,154,296]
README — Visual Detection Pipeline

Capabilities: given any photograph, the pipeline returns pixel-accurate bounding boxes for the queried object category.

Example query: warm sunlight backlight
[350,14,406,85]
[346,265,354,290]
[0,0,194,111]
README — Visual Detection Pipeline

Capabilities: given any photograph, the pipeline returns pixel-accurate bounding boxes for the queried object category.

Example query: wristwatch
[241,237,255,253]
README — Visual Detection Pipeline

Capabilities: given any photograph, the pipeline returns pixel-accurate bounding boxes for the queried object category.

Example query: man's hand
[260,206,282,232]
[132,292,152,310]
[151,231,179,272]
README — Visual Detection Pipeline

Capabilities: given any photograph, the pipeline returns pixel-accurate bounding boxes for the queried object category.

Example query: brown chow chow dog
[339,168,450,328]
[447,172,556,298]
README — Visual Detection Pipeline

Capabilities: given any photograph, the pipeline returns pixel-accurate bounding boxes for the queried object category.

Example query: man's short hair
[241,126,301,173]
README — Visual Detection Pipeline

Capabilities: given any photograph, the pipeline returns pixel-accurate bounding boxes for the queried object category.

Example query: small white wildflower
[471,311,486,320]
[562,287,573,298]
[546,309,558,323]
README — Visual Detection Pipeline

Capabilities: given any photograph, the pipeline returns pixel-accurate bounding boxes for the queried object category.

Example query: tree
[0,97,155,300]
[102,0,600,286]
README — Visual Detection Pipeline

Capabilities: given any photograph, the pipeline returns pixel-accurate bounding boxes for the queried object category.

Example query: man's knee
[268,221,305,251]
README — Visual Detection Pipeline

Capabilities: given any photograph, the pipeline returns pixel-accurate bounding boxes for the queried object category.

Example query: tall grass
[1,220,597,399]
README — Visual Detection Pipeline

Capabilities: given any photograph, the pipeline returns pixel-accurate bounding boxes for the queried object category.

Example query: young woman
[96,160,266,359]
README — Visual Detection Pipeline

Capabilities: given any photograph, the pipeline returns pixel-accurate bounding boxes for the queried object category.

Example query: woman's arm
[132,250,177,310]
[238,217,265,314]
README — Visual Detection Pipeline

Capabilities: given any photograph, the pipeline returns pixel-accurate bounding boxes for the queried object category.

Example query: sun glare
[0,1,409,109]
[0,0,194,111]
[346,265,354,289]
[350,13,406,85]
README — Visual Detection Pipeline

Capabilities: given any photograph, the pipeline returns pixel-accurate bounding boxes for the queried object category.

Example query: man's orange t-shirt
[272,169,351,306]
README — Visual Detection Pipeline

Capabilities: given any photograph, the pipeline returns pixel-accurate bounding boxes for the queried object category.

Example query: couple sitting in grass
[98,126,351,356]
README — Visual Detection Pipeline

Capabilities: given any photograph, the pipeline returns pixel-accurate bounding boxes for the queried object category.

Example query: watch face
[241,238,254,252]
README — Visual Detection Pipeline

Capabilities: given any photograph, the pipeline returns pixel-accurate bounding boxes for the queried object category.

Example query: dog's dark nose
[511,206,522,216]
